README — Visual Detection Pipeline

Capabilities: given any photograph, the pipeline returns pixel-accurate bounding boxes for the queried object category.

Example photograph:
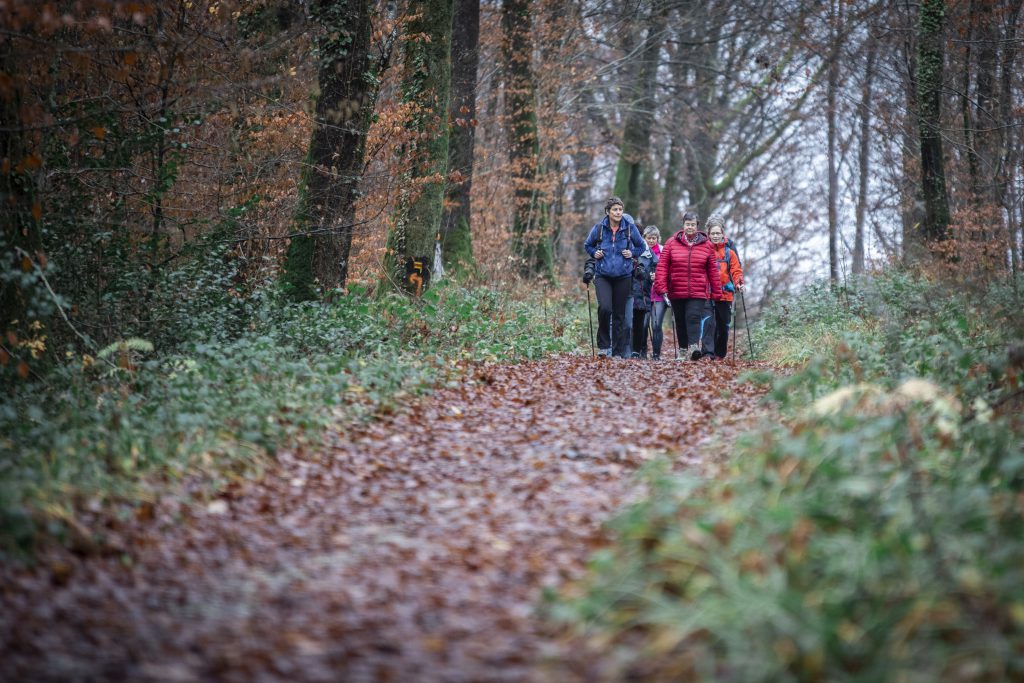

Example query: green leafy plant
[552,271,1024,682]
[0,276,584,557]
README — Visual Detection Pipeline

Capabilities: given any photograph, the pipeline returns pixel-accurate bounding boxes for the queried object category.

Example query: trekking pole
[740,289,754,358]
[647,303,655,359]
[668,305,678,359]
[586,284,596,358]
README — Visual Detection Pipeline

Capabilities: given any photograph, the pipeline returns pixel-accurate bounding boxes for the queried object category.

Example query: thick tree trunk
[386,0,455,293]
[896,11,927,262]
[613,0,664,225]
[0,36,45,351]
[568,149,593,277]
[661,135,683,227]
[283,0,378,300]
[682,1,721,219]
[915,0,951,243]
[440,0,479,278]
[502,0,551,279]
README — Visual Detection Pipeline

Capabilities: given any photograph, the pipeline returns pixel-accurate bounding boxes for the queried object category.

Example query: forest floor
[1,354,769,683]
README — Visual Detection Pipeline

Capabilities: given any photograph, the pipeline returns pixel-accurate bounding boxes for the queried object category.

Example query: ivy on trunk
[385,0,455,294]
[283,0,380,300]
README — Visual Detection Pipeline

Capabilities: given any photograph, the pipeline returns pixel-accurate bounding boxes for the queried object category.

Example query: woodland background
[3,0,1022,370]
[3,2,1024,680]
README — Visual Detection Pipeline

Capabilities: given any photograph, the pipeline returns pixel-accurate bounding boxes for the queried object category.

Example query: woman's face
[708,227,725,243]
[645,233,659,247]
[683,219,698,237]
[607,204,624,223]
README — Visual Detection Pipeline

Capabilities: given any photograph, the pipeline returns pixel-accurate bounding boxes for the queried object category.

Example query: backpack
[719,241,740,293]
[725,237,741,266]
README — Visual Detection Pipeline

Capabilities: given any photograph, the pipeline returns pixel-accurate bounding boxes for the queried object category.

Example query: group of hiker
[582,196,745,360]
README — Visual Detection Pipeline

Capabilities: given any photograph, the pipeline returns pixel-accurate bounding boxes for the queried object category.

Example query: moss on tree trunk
[283,0,378,301]
[503,0,552,280]
[439,0,479,279]
[385,0,455,294]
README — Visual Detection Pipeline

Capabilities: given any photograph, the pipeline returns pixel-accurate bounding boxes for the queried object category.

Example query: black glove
[582,257,596,284]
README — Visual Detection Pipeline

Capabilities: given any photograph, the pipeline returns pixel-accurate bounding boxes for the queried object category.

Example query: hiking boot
[598,347,612,357]
[652,353,660,360]
[688,344,701,361]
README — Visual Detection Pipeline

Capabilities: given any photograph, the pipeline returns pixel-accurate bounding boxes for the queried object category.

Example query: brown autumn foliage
[925,204,1010,289]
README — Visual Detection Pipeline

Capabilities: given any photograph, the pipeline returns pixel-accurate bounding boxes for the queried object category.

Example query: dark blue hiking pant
[594,275,632,358]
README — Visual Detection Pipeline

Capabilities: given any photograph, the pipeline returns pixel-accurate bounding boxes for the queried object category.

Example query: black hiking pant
[631,307,650,357]
[669,298,713,356]
[594,275,632,358]
[713,300,733,358]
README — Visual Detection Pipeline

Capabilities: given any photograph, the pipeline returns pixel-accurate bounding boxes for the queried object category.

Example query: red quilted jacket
[653,230,723,301]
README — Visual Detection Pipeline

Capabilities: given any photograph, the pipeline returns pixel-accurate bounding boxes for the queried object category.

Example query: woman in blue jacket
[583,197,647,358]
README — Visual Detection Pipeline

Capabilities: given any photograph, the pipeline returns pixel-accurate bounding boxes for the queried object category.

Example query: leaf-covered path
[2,355,767,682]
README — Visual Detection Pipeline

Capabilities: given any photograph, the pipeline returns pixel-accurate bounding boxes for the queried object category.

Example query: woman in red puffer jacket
[653,211,722,360]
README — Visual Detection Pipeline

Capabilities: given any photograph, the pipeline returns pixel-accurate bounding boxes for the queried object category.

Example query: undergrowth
[552,271,1024,682]
[0,281,584,556]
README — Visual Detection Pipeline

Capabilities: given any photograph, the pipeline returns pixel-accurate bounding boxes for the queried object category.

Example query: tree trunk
[502,0,551,279]
[998,0,1024,276]
[283,0,379,300]
[971,0,998,203]
[661,134,683,228]
[568,149,593,277]
[915,0,950,243]
[960,0,981,198]
[613,0,664,225]
[853,42,876,276]
[896,4,926,262]
[682,1,721,218]
[440,0,479,278]
[826,0,841,285]
[0,35,45,354]
[385,0,455,294]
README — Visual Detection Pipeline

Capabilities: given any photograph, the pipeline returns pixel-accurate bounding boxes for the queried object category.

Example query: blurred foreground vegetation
[552,272,1024,682]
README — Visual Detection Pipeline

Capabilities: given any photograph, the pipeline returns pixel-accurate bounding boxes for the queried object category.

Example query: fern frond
[97,338,155,360]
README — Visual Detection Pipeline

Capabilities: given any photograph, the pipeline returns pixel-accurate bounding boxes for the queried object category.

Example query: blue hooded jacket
[583,214,647,279]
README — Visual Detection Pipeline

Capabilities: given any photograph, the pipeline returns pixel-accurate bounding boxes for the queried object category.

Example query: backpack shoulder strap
[727,238,742,265]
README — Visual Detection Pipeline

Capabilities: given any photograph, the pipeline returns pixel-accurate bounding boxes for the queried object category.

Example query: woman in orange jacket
[706,215,744,359]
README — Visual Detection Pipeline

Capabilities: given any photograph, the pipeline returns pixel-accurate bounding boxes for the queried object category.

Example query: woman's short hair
[604,197,624,214]
[682,211,699,223]
[643,225,661,239]
[706,214,725,231]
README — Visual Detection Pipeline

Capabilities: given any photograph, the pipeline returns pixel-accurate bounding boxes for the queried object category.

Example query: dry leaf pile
[1,355,767,682]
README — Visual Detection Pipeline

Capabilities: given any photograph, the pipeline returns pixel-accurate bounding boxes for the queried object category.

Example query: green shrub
[0,278,585,556]
[553,272,1024,682]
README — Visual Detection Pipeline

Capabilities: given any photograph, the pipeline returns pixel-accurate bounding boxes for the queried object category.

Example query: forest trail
[2,355,768,683]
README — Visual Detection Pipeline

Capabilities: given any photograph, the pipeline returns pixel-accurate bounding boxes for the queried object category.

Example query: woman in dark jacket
[583,197,647,358]
[652,211,723,360]
[630,228,658,358]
